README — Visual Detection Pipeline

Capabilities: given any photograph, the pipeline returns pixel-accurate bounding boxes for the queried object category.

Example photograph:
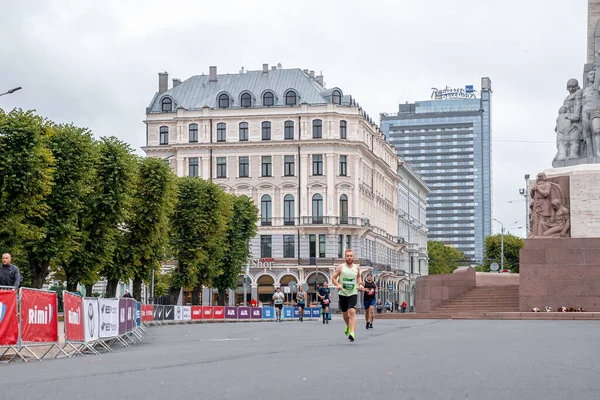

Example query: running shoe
[344,325,350,336]
[348,332,355,342]
[369,322,373,329]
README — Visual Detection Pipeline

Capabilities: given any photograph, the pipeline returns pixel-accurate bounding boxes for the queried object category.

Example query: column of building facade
[326,152,335,216]
[300,154,309,216]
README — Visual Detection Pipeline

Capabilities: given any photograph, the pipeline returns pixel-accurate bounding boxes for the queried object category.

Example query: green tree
[0,109,54,284]
[213,195,258,305]
[483,233,524,273]
[427,240,469,275]
[126,157,176,301]
[171,178,231,304]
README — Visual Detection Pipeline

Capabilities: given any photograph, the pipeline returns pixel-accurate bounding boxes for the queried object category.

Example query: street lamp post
[492,218,504,271]
[0,87,22,97]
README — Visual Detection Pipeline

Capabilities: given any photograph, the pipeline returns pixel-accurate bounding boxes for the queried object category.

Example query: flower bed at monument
[532,306,584,312]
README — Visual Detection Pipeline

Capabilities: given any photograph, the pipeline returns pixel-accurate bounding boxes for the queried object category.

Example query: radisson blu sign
[431,85,477,99]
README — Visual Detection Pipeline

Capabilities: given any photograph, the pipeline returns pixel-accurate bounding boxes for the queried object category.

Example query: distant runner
[363,273,377,329]
[318,282,331,324]
[272,287,285,322]
[332,249,364,342]
[296,285,306,322]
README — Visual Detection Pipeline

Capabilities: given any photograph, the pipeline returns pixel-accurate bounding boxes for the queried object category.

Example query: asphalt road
[2,317,600,400]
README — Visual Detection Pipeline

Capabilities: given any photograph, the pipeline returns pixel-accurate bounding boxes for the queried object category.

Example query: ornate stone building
[143,64,417,307]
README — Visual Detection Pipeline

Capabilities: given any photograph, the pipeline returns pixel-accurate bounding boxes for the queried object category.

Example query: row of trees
[427,233,525,275]
[0,108,258,302]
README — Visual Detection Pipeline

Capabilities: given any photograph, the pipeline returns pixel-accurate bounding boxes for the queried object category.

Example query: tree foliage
[427,241,469,275]
[483,233,524,273]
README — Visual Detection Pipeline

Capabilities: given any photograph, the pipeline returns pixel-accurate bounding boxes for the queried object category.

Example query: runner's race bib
[323,299,330,305]
[275,299,283,304]
[367,289,375,296]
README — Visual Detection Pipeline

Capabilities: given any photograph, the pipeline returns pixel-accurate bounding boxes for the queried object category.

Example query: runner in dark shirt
[363,273,377,329]
[317,282,331,324]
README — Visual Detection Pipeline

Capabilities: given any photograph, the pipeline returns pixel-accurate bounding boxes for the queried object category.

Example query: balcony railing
[257,216,373,228]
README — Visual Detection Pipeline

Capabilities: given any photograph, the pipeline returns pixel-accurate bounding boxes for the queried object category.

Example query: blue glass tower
[381,78,492,262]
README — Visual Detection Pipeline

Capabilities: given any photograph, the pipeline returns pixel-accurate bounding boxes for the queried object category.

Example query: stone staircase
[433,285,520,313]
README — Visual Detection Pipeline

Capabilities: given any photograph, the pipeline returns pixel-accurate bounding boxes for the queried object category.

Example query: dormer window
[263,92,274,107]
[241,93,252,108]
[332,90,342,105]
[161,97,172,112]
[218,93,230,108]
[285,90,297,106]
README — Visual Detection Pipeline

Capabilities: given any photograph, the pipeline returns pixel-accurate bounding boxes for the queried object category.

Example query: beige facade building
[143,64,426,308]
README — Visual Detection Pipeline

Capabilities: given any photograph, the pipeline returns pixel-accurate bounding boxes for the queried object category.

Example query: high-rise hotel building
[381,78,492,262]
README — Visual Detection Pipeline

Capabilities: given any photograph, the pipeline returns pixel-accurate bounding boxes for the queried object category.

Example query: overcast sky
[0,0,589,238]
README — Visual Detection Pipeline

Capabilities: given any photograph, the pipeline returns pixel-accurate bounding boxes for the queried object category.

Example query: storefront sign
[249,258,275,269]
[431,85,477,99]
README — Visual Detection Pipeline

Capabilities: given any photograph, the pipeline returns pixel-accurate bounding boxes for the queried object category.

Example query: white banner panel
[83,298,99,342]
[182,306,191,321]
[174,306,183,321]
[98,298,119,338]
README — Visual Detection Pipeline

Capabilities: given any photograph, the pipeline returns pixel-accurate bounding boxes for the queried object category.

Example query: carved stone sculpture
[538,199,571,237]
[581,69,599,157]
[529,172,568,237]
[554,79,583,161]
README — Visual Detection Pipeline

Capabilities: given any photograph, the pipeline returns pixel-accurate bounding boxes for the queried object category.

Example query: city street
[2,317,600,400]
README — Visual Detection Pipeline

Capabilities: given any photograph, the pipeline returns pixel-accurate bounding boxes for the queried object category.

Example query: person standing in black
[317,282,331,324]
[0,253,21,289]
[363,273,377,329]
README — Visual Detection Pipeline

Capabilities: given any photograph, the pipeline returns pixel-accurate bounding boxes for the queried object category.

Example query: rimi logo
[28,304,53,324]
[68,307,81,325]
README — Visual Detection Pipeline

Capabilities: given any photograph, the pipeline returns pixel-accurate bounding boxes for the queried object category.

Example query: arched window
[285,91,297,106]
[340,194,348,224]
[262,121,271,140]
[263,92,274,107]
[239,122,248,141]
[340,120,347,139]
[312,119,322,139]
[312,193,323,224]
[332,90,342,105]
[161,97,172,112]
[217,122,226,142]
[261,195,272,226]
[189,123,198,142]
[159,126,169,145]
[218,93,230,108]
[284,120,294,140]
[284,194,295,225]
[241,93,252,108]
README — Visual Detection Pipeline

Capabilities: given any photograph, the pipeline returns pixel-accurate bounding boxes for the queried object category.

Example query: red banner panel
[191,306,203,320]
[63,292,84,342]
[213,306,224,320]
[202,306,213,320]
[142,305,154,322]
[0,290,18,345]
[20,288,58,343]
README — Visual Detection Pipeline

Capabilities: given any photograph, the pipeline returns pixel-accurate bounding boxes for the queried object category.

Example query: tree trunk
[105,278,119,298]
[217,289,226,306]
[133,277,143,302]
[85,283,93,297]
[192,285,201,305]
[169,287,180,305]
[28,256,50,289]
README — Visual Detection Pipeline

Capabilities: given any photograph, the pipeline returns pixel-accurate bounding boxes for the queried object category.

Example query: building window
[239,122,248,141]
[263,92,274,107]
[332,90,341,105]
[189,157,199,177]
[239,156,249,178]
[283,235,295,258]
[284,194,295,225]
[312,154,323,176]
[338,235,343,258]
[189,123,198,143]
[340,120,347,139]
[217,123,226,142]
[261,195,272,226]
[262,121,271,140]
[312,119,322,139]
[285,91,297,106]
[159,126,169,145]
[284,120,294,140]
[218,94,230,108]
[161,97,172,112]
[241,93,252,108]
[340,194,348,224]
[284,155,295,176]
[312,193,323,224]
[261,156,272,177]
[260,235,272,258]
[216,157,227,178]
[339,155,347,176]
[319,234,326,258]
[346,235,351,250]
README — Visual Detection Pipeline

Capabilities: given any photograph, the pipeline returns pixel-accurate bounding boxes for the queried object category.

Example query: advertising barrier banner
[142,305,153,322]
[20,288,58,343]
[237,306,250,320]
[262,307,274,320]
[118,298,127,335]
[0,289,18,345]
[191,306,202,320]
[224,306,237,319]
[174,306,183,321]
[182,306,191,321]
[202,306,213,320]
[63,292,84,342]
[250,307,262,320]
[293,307,300,318]
[153,305,163,321]
[126,299,135,332]
[83,298,99,342]
[135,302,141,328]
[282,307,294,319]
[99,298,119,338]
[213,306,224,320]
[310,308,321,318]
[163,305,175,321]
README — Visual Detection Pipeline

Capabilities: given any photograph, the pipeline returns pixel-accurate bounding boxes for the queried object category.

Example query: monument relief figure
[554,79,583,161]
[581,69,600,157]
[529,172,567,237]
[538,199,571,237]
